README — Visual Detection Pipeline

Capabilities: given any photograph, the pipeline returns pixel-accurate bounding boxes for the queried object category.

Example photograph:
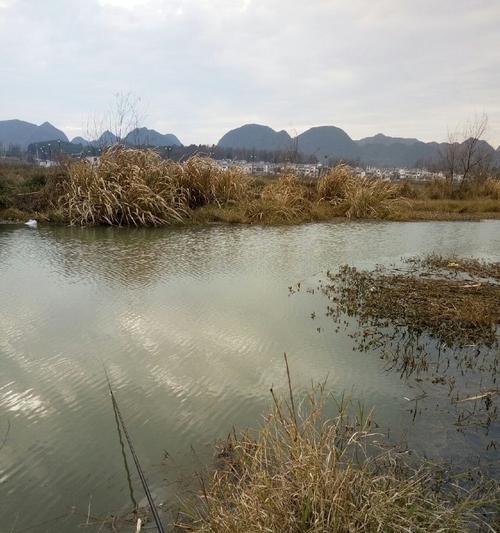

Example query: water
[0,220,499,531]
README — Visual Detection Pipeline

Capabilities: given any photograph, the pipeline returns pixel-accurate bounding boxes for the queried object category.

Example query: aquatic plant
[316,256,500,432]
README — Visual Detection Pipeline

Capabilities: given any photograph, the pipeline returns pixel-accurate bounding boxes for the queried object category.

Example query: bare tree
[86,92,143,148]
[440,113,491,184]
[459,113,491,182]
[108,91,142,143]
[441,128,459,184]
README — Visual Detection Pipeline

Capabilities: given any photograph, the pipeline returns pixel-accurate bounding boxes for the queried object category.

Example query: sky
[1,0,499,147]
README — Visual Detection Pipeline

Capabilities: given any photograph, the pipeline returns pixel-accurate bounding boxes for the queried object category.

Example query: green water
[0,221,498,531]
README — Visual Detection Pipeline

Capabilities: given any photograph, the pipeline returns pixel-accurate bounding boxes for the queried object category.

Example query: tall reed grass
[245,174,311,223]
[317,165,407,219]
[3,150,499,225]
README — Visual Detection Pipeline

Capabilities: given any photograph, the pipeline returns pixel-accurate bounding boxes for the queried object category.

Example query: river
[0,220,499,531]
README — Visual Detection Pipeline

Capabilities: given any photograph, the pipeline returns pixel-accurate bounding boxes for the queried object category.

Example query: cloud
[0,0,499,146]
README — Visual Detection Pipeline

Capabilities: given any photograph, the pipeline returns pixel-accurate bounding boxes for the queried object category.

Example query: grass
[316,256,499,431]
[317,164,408,219]
[176,358,499,532]
[1,151,499,225]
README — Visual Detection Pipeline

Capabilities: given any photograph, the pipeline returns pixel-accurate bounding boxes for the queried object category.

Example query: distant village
[32,154,447,181]
[215,159,447,181]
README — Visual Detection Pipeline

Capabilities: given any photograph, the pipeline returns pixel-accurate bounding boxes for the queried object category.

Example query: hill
[124,127,182,147]
[218,124,292,152]
[0,119,68,149]
[296,126,358,161]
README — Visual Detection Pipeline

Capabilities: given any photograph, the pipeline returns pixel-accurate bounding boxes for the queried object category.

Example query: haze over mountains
[1,119,499,168]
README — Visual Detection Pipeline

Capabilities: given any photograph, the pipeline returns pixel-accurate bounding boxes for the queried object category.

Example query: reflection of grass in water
[316,255,499,433]
[177,362,499,532]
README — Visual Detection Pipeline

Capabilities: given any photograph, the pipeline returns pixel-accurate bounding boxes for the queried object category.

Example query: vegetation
[0,148,499,225]
[314,256,499,431]
[177,365,499,532]
[323,257,500,348]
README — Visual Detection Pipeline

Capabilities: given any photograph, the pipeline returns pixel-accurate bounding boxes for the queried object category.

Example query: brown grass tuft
[245,174,311,223]
[178,378,498,532]
[317,165,407,219]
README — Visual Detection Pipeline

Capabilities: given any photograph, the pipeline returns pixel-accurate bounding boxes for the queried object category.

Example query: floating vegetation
[315,255,499,434]
[323,260,500,348]
[177,363,499,532]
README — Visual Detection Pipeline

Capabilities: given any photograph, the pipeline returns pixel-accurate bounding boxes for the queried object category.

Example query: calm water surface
[0,221,499,531]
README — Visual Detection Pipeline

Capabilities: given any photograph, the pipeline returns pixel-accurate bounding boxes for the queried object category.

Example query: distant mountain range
[0,120,182,150]
[75,128,182,147]
[0,119,68,149]
[1,119,499,168]
[217,123,500,167]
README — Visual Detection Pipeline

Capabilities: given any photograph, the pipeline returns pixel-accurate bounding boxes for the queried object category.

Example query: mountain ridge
[1,118,499,168]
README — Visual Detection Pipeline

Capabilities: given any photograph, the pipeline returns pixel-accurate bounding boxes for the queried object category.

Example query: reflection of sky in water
[0,220,499,531]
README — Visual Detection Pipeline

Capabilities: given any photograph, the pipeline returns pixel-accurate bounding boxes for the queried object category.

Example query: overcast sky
[1,0,499,146]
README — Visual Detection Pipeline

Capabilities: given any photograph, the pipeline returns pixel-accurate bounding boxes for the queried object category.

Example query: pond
[0,220,499,531]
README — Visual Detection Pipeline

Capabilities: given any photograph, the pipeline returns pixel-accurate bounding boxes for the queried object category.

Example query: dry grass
[245,174,312,223]
[1,153,499,225]
[317,166,408,219]
[57,149,251,226]
[323,259,500,347]
[175,156,249,208]
[59,147,188,225]
[177,365,499,532]
[412,178,500,201]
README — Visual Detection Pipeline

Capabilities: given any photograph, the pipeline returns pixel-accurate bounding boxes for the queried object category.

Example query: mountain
[357,133,421,147]
[356,138,440,167]
[124,127,182,147]
[296,126,358,161]
[71,136,90,146]
[218,124,500,168]
[218,124,292,151]
[0,119,68,149]
[95,130,118,146]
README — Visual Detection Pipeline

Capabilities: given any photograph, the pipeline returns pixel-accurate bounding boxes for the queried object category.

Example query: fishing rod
[103,365,166,533]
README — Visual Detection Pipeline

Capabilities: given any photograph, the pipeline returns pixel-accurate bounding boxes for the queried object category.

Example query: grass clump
[59,147,188,226]
[317,165,407,219]
[179,156,249,208]
[57,150,250,225]
[245,174,311,223]
[178,370,498,532]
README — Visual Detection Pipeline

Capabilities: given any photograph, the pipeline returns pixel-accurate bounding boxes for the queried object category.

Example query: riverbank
[1,150,499,225]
